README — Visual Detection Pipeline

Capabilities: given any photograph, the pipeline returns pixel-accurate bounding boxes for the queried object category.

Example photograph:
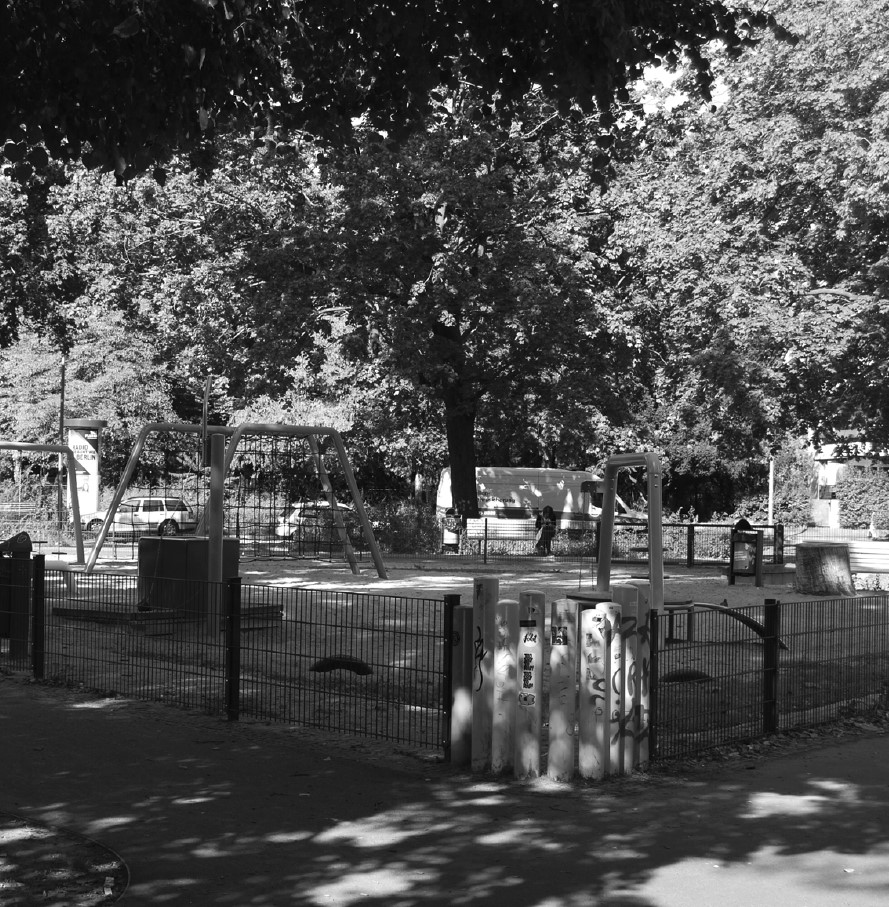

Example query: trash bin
[729,520,763,586]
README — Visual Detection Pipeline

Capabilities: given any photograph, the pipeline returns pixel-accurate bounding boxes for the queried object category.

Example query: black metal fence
[651,595,889,759]
[1,557,450,751]
[5,557,889,765]
[422,519,787,568]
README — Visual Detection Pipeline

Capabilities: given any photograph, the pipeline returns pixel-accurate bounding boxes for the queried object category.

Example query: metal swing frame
[83,423,386,577]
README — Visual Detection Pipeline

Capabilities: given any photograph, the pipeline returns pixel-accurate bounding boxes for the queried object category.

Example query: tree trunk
[443,388,479,519]
[794,541,855,596]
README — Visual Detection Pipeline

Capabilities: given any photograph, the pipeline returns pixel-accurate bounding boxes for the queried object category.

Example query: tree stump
[794,541,855,596]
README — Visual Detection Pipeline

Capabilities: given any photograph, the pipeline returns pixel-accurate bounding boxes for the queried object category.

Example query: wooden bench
[846,541,889,574]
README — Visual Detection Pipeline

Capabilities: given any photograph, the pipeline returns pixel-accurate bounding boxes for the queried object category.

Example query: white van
[435,466,643,529]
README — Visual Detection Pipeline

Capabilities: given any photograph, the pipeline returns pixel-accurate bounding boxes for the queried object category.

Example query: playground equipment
[0,442,85,563]
[83,422,386,578]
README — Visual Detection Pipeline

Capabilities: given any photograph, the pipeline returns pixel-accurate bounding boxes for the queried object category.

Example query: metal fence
[5,557,889,765]
[415,520,787,568]
[1,557,450,751]
[651,595,889,759]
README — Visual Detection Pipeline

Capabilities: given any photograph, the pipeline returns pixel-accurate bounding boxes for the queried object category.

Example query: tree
[322,116,648,517]
[594,0,889,514]
[1,0,789,178]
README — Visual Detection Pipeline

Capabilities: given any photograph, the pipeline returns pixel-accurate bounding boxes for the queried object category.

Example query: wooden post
[795,541,855,596]
[471,577,498,771]
[602,603,623,775]
[613,584,639,774]
[578,606,610,779]
[449,603,473,766]
[547,597,578,782]
[515,591,544,779]
[491,598,519,774]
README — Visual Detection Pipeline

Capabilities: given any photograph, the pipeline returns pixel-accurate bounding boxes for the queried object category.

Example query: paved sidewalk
[3,676,889,906]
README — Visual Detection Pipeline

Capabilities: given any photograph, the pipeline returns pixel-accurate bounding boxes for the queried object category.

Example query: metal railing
[1,558,450,751]
[651,595,889,759]
[6,558,888,764]
[410,520,787,568]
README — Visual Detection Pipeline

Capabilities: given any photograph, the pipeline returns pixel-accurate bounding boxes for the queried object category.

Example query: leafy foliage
[1,0,789,179]
[835,468,889,528]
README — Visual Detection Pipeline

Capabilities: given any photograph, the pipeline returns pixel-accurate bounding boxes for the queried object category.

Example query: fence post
[472,577,498,771]
[762,598,781,735]
[483,518,488,565]
[443,594,471,764]
[578,606,611,779]
[649,610,659,761]
[547,597,578,782]
[515,590,544,780]
[225,577,242,722]
[31,554,45,681]
[686,523,695,569]
[774,524,784,564]
[491,598,519,774]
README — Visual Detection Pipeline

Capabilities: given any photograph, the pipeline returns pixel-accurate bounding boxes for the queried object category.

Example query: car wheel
[158,520,180,536]
[86,519,103,532]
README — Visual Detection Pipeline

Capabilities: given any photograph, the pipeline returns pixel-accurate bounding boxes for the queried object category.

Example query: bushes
[364,500,440,554]
[836,468,889,528]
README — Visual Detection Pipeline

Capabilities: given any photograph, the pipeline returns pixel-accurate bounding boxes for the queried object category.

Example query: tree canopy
[7,0,889,522]
[1,0,790,179]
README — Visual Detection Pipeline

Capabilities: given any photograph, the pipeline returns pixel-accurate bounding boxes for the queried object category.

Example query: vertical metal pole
[728,529,737,585]
[755,530,764,587]
[775,524,785,565]
[763,598,781,736]
[686,523,695,569]
[648,610,659,761]
[483,518,488,565]
[57,355,66,531]
[31,554,45,680]
[225,577,242,721]
[208,432,225,636]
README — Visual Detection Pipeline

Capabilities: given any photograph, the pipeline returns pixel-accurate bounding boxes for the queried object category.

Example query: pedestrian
[535,505,556,555]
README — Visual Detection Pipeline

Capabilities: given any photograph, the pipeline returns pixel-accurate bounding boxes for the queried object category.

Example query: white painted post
[612,584,640,774]
[515,590,544,780]
[450,604,474,767]
[492,598,519,774]
[547,597,578,782]
[601,603,623,775]
[578,606,611,779]
[471,577,499,772]
[627,582,652,769]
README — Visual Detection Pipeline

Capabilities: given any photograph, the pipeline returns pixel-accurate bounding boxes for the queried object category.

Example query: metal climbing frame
[594,451,664,617]
[83,423,387,577]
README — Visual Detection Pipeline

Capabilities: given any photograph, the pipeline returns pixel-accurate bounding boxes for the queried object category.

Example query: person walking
[535,505,556,555]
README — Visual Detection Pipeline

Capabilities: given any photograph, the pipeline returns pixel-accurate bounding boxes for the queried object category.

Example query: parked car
[82,497,197,536]
[274,501,362,548]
